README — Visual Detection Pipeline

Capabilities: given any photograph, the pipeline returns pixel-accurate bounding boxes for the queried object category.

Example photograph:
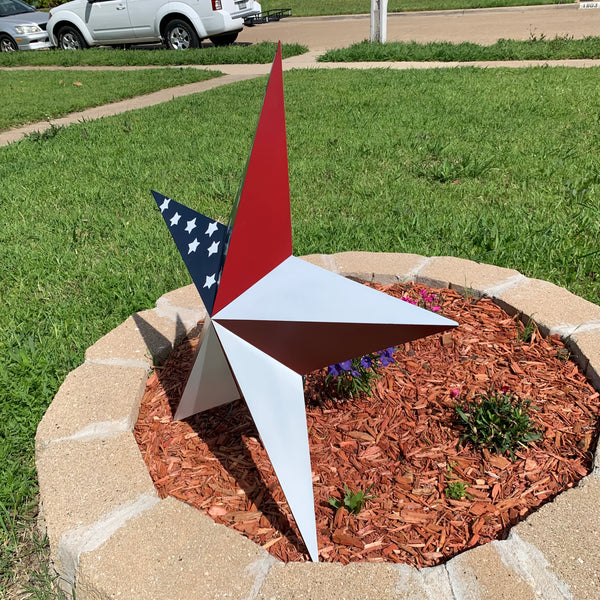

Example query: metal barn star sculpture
[153,44,457,562]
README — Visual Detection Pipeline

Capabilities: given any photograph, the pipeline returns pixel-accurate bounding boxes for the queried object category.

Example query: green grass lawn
[0,42,306,67]
[0,69,222,130]
[321,36,600,62]
[261,0,574,16]
[1,66,600,593]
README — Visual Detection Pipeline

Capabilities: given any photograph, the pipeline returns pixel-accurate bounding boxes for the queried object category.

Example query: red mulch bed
[134,282,600,567]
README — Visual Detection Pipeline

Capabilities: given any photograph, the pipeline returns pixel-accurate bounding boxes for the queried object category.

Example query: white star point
[205,222,219,237]
[170,212,181,226]
[207,241,220,257]
[185,218,197,234]
[159,198,170,212]
[188,238,200,254]
[204,274,217,289]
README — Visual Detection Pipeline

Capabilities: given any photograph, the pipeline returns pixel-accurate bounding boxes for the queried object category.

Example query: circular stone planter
[36,252,600,600]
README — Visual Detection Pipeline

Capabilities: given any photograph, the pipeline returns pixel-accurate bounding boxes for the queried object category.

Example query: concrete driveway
[238,4,600,50]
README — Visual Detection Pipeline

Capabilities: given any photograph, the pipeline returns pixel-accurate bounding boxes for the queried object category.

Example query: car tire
[164,19,199,50]
[57,26,88,50]
[0,34,18,52]
[209,32,238,46]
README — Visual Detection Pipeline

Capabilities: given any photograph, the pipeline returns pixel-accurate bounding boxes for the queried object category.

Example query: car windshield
[0,0,36,17]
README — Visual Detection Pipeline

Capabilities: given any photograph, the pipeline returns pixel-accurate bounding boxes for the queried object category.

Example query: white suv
[48,0,260,49]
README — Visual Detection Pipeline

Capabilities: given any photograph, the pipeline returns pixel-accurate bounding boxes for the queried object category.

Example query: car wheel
[164,19,199,50]
[0,34,18,52]
[57,26,88,50]
[209,32,238,46]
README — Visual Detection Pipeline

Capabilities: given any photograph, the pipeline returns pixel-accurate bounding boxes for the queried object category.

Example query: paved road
[238,4,600,50]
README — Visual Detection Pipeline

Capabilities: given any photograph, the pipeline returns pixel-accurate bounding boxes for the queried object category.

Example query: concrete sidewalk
[2,3,600,146]
[4,51,600,147]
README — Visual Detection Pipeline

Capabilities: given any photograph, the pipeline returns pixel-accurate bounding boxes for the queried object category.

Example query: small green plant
[25,123,63,143]
[516,315,537,343]
[444,480,469,500]
[329,484,375,515]
[455,388,542,459]
[326,348,395,398]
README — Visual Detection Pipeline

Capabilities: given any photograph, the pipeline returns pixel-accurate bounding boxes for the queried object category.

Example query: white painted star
[159,198,170,212]
[207,240,220,257]
[185,218,197,234]
[170,212,181,226]
[205,222,218,237]
[188,238,200,254]
[204,274,216,289]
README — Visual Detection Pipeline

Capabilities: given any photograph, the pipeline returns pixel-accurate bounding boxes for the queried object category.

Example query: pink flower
[450,388,460,398]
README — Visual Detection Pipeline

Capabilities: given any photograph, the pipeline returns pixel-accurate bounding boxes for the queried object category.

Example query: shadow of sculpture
[132,311,188,366]
[132,310,306,558]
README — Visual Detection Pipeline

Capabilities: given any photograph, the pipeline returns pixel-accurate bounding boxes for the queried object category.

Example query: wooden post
[370,0,388,43]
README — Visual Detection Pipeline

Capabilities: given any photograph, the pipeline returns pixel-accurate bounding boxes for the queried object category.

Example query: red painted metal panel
[213,42,292,313]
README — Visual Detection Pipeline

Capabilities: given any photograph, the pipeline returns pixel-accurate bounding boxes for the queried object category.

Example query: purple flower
[450,388,460,398]
[377,347,395,367]
[327,364,341,377]
[339,360,353,372]
[401,296,417,305]
[360,356,373,369]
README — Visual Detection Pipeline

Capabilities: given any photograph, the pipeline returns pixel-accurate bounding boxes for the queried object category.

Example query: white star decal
[204,274,216,289]
[205,222,218,237]
[185,218,197,234]
[170,212,181,227]
[207,240,220,257]
[188,238,200,254]
[159,198,170,212]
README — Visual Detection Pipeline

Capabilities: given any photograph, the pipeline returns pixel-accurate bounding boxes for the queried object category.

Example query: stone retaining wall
[36,252,600,600]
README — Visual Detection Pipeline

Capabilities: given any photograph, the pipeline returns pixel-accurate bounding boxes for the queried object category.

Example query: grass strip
[0,42,306,67]
[0,69,222,130]
[1,67,599,589]
[320,35,600,62]
[262,0,574,16]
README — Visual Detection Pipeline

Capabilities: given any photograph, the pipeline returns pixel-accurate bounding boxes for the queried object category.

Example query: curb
[36,252,600,600]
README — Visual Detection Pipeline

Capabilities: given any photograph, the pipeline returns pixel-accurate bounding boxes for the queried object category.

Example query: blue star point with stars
[152,190,226,315]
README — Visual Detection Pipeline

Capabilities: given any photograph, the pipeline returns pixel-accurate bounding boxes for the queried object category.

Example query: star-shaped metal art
[152,43,457,562]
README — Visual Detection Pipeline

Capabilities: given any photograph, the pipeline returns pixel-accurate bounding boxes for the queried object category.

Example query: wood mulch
[133,282,600,567]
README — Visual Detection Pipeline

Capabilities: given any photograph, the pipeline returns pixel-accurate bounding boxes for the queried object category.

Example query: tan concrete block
[416,256,523,296]
[511,476,600,600]
[155,284,207,331]
[567,328,600,395]
[567,328,600,373]
[76,497,276,600]
[332,251,428,284]
[394,565,455,600]
[36,363,148,451]
[36,433,156,561]
[495,279,600,337]
[446,542,535,600]
[85,308,185,367]
[258,562,405,600]
[300,253,339,272]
